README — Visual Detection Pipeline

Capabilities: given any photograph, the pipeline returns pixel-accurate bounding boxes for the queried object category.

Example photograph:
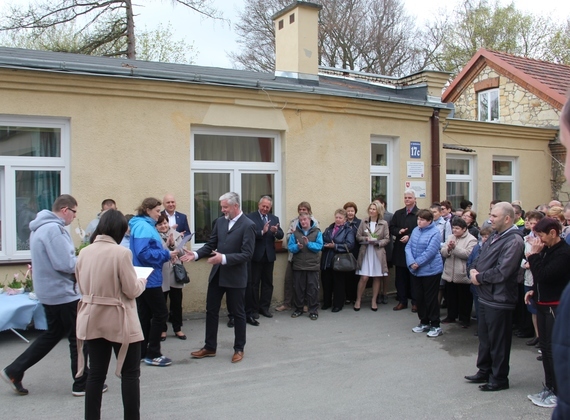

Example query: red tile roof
[442,48,570,109]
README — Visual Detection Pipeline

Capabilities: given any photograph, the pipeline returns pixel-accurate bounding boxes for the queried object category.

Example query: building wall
[0,68,435,310]
[453,66,561,126]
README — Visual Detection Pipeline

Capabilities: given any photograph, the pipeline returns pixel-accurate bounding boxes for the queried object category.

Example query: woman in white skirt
[354,201,390,311]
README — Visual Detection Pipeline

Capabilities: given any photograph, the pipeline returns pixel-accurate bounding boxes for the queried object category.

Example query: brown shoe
[275,304,291,312]
[231,351,244,363]
[393,303,408,311]
[191,348,216,359]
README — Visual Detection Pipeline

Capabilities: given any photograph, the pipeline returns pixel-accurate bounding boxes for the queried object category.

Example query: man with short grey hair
[465,202,524,391]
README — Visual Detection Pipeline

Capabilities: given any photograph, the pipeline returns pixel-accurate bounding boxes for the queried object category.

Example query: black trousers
[85,338,141,420]
[293,270,320,314]
[345,270,359,302]
[321,268,348,309]
[476,303,513,386]
[395,265,415,305]
[5,299,88,392]
[411,273,441,327]
[248,257,274,314]
[162,288,183,333]
[136,287,168,359]
[445,282,473,325]
[537,304,557,393]
[205,274,246,352]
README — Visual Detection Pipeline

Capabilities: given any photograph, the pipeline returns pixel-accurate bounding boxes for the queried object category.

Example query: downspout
[431,109,441,201]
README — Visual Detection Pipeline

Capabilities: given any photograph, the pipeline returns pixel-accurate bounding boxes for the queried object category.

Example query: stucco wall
[453,67,561,127]
[0,68,435,310]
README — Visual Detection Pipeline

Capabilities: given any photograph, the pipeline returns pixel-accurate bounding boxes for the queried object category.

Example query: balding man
[465,202,524,392]
[549,200,562,208]
[162,194,190,237]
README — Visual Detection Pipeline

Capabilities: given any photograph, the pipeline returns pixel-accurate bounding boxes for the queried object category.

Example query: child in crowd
[288,212,323,320]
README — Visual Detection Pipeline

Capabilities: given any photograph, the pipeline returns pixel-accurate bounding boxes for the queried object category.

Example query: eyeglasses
[66,207,77,214]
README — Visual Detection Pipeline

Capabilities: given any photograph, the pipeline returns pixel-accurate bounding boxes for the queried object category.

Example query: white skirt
[356,244,387,277]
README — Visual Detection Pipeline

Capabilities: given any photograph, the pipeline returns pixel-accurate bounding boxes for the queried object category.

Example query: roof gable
[442,48,570,109]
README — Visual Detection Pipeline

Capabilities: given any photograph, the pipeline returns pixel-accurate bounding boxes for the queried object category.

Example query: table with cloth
[0,293,48,341]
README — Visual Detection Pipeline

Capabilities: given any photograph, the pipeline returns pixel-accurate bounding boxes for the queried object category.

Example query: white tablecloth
[0,293,48,331]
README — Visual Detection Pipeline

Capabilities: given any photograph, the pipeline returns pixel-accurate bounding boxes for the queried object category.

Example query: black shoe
[479,383,509,392]
[259,309,273,318]
[321,305,331,310]
[515,331,534,338]
[331,307,342,313]
[227,318,235,328]
[252,313,260,320]
[160,334,166,342]
[526,337,539,346]
[246,316,260,326]
[464,373,489,383]
[1,369,28,396]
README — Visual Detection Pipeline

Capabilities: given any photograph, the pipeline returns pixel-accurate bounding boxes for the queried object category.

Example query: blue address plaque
[410,141,421,159]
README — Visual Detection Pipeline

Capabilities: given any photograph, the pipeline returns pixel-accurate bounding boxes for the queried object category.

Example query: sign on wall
[410,141,421,159]
[406,161,424,178]
[405,181,426,198]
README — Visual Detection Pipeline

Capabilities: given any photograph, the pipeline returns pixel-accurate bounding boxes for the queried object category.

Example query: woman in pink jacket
[76,210,147,420]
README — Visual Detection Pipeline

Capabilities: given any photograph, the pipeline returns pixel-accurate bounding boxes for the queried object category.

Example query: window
[478,89,499,122]
[0,116,70,262]
[446,155,474,211]
[492,157,517,202]
[191,128,281,244]
[370,139,392,206]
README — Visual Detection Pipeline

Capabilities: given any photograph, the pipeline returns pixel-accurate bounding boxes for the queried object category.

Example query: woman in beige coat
[76,210,146,420]
[354,202,390,311]
[440,217,477,328]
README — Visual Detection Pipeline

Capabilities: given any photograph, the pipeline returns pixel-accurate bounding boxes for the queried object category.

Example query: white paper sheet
[134,266,154,280]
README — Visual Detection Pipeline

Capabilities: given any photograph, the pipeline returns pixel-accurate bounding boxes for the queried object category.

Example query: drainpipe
[431,109,441,201]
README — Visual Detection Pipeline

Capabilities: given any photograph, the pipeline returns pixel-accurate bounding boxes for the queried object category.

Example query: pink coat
[75,235,145,377]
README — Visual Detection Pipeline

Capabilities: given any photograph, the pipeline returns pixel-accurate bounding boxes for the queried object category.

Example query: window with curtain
[0,118,69,261]
[192,129,280,245]
[492,158,516,202]
[446,156,474,210]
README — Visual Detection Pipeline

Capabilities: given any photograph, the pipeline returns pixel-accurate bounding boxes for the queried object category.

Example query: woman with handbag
[320,209,355,312]
[354,201,390,311]
[156,215,188,341]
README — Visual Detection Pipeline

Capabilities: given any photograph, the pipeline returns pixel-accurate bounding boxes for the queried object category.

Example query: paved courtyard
[0,297,552,419]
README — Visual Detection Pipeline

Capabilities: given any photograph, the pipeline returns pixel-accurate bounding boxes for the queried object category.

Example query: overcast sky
[3,0,570,68]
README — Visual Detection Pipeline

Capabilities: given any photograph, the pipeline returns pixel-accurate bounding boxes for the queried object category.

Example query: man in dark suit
[162,194,191,237]
[189,192,256,363]
[389,189,419,312]
[246,196,284,321]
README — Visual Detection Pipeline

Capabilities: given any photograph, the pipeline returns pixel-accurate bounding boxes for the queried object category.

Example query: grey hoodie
[29,209,79,305]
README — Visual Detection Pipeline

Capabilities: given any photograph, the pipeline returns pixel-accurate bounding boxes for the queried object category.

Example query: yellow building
[0,2,559,310]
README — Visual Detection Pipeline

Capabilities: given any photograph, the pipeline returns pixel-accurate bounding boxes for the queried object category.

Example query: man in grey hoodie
[1,194,92,396]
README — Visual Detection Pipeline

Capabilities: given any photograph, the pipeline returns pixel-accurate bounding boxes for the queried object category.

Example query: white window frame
[478,88,500,122]
[0,115,70,262]
[370,136,395,211]
[190,126,281,249]
[445,154,476,210]
[492,156,518,203]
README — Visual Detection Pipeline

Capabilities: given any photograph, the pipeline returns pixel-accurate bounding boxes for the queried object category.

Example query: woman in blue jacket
[130,197,178,367]
[405,209,444,337]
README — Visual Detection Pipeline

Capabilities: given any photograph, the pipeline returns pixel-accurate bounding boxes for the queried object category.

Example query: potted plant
[5,273,25,295]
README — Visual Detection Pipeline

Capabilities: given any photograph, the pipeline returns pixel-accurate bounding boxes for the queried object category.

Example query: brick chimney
[272,1,322,82]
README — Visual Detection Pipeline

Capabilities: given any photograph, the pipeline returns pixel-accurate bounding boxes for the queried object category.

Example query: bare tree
[0,0,220,59]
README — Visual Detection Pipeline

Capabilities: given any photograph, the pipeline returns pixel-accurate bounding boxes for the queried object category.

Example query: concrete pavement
[0,297,551,419]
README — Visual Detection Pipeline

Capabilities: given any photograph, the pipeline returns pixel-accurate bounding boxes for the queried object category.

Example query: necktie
[263,215,268,224]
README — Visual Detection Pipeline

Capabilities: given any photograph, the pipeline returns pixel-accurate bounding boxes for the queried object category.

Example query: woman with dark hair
[155,215,187,341]
[462,209,479,239]
[129,198,180,367]
[406,209,444,337]
[76,209,147,420]
[343,201,361,304]
[320,209,355,312]
[524,217,570,409]
[354,201,390,311]
[441,217,477,327]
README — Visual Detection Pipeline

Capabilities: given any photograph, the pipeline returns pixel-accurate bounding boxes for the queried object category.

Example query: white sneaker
[531,389,557,408]
[527,385,549,402]
[427,327,443,337]
[412,324,430,333]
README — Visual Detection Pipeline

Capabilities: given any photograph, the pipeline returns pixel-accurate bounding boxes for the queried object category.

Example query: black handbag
[173,263,190,284]
[332,245,357,272]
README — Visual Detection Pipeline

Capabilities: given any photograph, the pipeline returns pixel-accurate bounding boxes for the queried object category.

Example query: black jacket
[320,223,355,270]
[389,206,418,267]
[528,239,570,303]
[552,283,570,420]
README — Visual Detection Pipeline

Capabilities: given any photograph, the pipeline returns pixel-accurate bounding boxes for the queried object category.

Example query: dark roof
[442,48,570,109]
[0,47,442,108]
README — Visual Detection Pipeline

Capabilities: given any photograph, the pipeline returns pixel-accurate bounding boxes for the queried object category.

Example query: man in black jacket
[389,189,418,311]
[465,202,524,391]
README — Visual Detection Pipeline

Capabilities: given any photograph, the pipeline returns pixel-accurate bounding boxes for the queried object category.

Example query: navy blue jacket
[320,223,355,270]
[161,210,191,237]
[246,211,284,262]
